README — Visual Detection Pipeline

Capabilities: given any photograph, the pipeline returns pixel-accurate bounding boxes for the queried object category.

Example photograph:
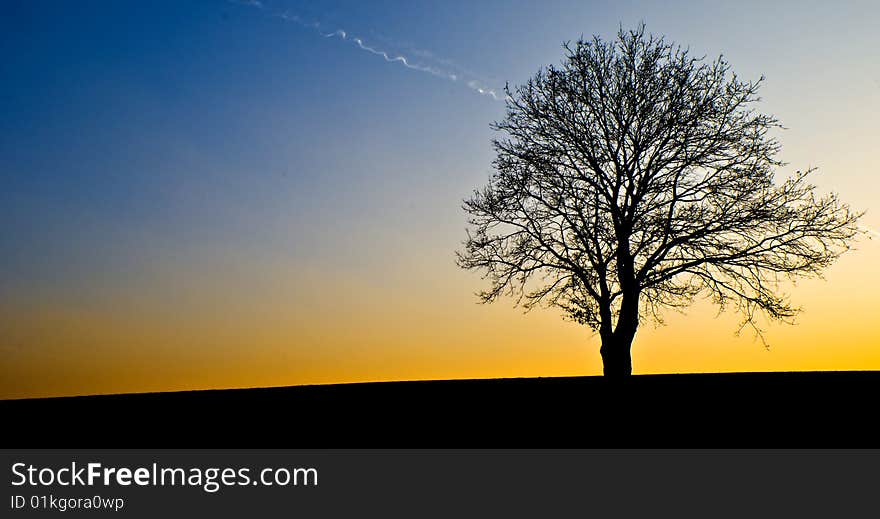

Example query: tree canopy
[458,24,861,376]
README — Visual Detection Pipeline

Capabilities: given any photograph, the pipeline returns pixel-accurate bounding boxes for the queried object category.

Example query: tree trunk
[600,334,634,377]
[599,307,638,377]
[604,233,639,377]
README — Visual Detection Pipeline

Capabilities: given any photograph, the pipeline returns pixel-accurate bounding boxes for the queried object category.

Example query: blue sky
[3,0,878,299]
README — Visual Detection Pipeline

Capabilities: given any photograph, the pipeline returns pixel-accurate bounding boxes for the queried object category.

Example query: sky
[1,0,878,398]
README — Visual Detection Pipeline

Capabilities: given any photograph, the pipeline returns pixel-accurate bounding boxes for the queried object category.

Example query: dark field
[3,371,878,447]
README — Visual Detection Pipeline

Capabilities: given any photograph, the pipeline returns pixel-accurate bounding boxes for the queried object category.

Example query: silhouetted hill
[3,372,878,447]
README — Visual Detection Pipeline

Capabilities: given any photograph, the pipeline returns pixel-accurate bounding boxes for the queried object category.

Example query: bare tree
[457,24,861,377]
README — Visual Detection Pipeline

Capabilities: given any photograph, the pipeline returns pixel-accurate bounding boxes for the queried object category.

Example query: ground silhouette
[3,371,878,447]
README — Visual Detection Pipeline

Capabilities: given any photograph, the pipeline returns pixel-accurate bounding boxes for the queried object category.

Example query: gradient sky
[2,0,878,398]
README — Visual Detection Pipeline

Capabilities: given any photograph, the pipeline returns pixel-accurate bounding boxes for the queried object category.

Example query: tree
[457,25,861,377]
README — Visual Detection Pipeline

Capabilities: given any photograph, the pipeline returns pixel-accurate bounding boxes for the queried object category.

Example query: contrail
[232,1,507,101]
[320,27,454,80]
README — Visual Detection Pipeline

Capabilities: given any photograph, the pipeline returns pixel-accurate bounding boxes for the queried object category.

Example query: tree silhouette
[457,25,861,377]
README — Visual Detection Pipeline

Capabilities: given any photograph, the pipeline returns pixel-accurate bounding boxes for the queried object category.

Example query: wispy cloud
[232,1,507,102]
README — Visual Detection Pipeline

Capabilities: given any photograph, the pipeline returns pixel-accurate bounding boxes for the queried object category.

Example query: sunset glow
[2,0,877,398]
